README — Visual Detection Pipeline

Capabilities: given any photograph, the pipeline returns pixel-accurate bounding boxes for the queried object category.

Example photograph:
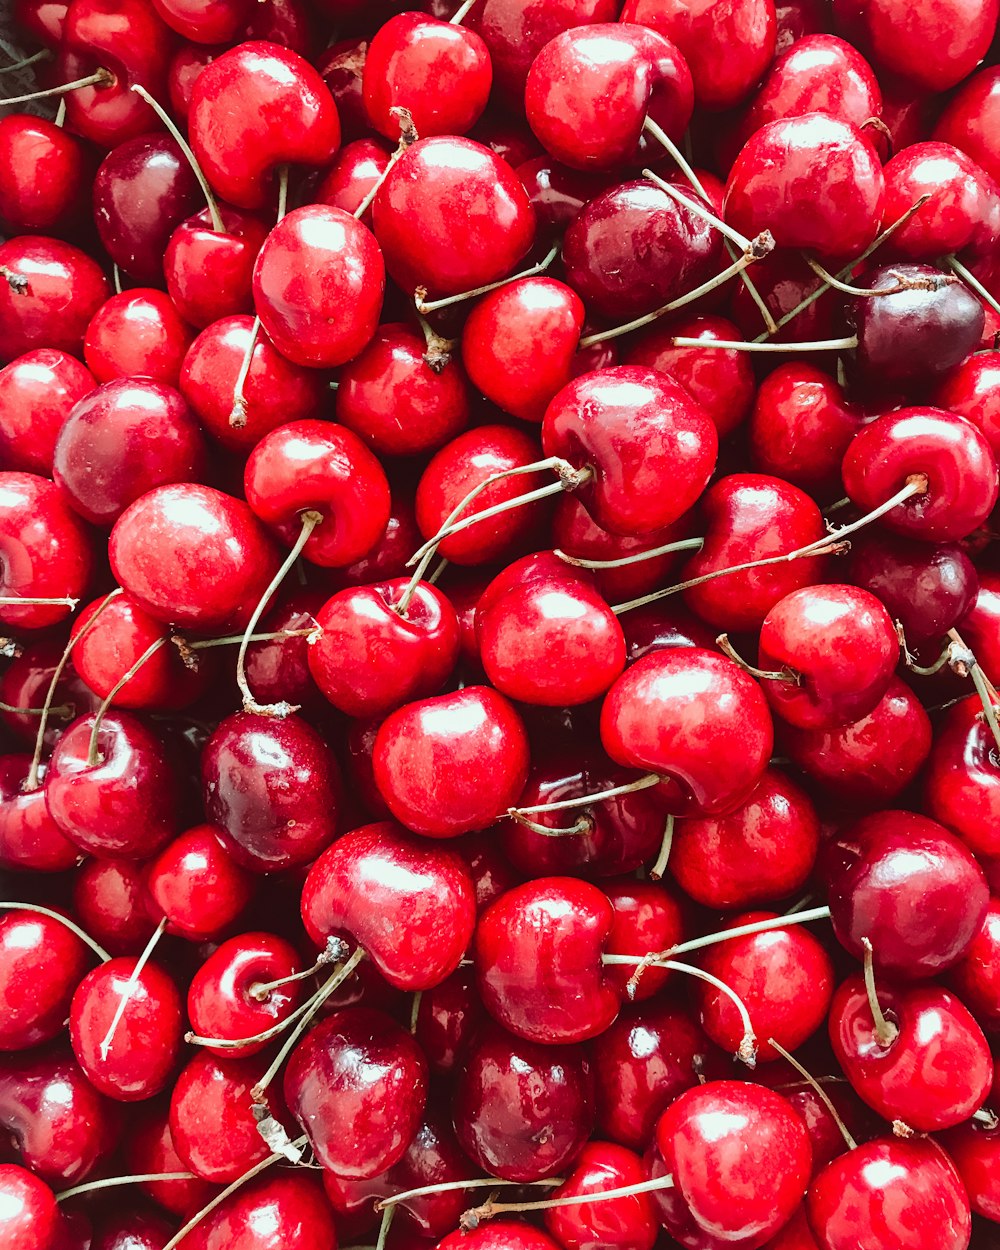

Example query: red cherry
[603,878,686,1001]
[152,0,252,43]
[934,349,1000,460]
[167,42,218,120]
[0,235,110,364]
[0,756,79,874]
[437,1223,560,1250]
[83,289,195,385]
[89,1208,173,1250]
[72,857,158,956]
[316,37,369,140]
[882,141,1000,261]
[925,694,1000,860]
[0,349,94,477]
[165,206,269,330]
[240,590,324,713]
[180,1173,337,1250]
[0,909,93,1051]
[515,155,615,234]
[0,114,86,234]
[0,1164,61,1250]
[146,823,255,940]
[0,641,99,748]
[934,65,1000,187]
[545,1141,658,1250]
[128,1102,216,1217]
[189,40,341,210]
[938,1112,1000,1223]
[316,136,391,222]
[948,896,1000,1033]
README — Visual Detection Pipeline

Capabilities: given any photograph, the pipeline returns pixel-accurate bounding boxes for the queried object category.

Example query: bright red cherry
[934,65,1000,187]
[0,114,86,234]
[0,349,94,477]
[83,289,195,386]
[935,350,1000,460]
[0,755,79,874]
[0,1164,61,1250]
[545,1141,658,1250]
[0,909,92,1051]
[165,206,269,330]
[437,1223,561,1250]
[0,235,110,364]
[925,694,1000,860]
[128,1103,216,1217]
[949,897,1000,1033]
[146,823,255,940]
[882,141,1000,261]
[152,0,252,42]
[72,857,158,956]
[180,1173,337,1250]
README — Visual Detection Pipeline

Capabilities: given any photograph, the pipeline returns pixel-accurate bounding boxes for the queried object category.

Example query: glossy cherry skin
[89,1208,173,1250]
[83,289,194,386]
[284,1006,427,1178]
[56,0,172,147]
[186,931,303,1057]
[45,711,179,859]
[0,115,86,235]
[935,66,1000,187]
[165,206,269,330]
[316,136,392,223]
[830,975,993,1131]
[0,1164,61,1250]
[301,821,476,990]
[781,676,933,805]
[543,366,717,536]
[128,1103,216,1216]
[336,321,470,456]
[180,314,324,452]
[372,136,535,299]
[202,711,340,873]
[190,41,341,210]
[724,113,884,259]
[245,420,390,567]
[670,766,819,910]
[926,695,1000,860]
[525,24,694,170]
[545,1140,658,1250]
[109,483,281,630]
[72,857,157,956]
[651,1082,812,1247]
[0,757,78,874]
[475,877,620,1044]
[241,592,323,713]
[807,1136,972,1250]
[453,1022,595,1181]
[935,352,1000,462]
[152,0,252,42]
[603,878,685,1001]
[601,648,774,817]
[939,1111,1000,1222]
[949,897,1000,1033]
[621,0,776,111]
[437,1223,561,1250]
[955,570,1000,679]
[0,910,92,1051]
[0,236,110,364]
[146,823,255,940]
[373,685,530,838]
[252,206,385,369]
[0,472,93,631]
[0,349,94,477]
[364,12,491,138]
[841,408,998,542]
[180,1173,337,1250]
[53,378,207,527]
[516,155,614,234]
[882,141,1000,261]
[462,277,585,423]
[0,640,99,748]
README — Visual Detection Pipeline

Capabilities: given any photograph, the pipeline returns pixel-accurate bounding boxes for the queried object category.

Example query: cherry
[0,235,110,364]
[364,12,491,138]
[284,1005,427,1177]
[939,1111,1000,1223]
[0,349,94,477]
[240,591,323,713]
[69,954,184,1101]
[179,1173,338,1250]
[437,1223,561,1250]
[603,878,686,1001]
[515,155,614,234]
[243,0,317,53]
[956,571,1000,677]
[0,756,79,874]
[165,206,269,330]
[0,908,93,1051]
[72,857,158,956]
[679,473,828,632]
[316,37,369,140]
[109,483,281,630]
[301,820,476,989]
[167,43,218,120]
[0,1164,61,1250]
[724,113,884,259]
[882,141,1000,261]
[180,314,324,452]
[807,1136,972,1250]
[53,378,207,527]
[543,1141,659,1250]
[410,965,483,1074]
[525,24,694,170]
[244,419,391,566]
[331,484,423,587]
[841,407,998,541]
[202,711,340,872]
[935,350,1000,460]
[252,206,385,368]
[621,0,776,111]
[89,1209,173,1250]
[152,0,252,43]
[949,897,1000,1033]
[728,249,840,345]
[0,1046,120,1184]
[146,824,255,940]
[186,930,304,1056]
[336,321,470,456]
[316,136,391,222]
[926,694,1000,859]
[190,41,341,210]
[0,114,86,235]
[128,1102,217,1217]
[781,676,933,805]
[542,366,718,536]
[670,766,819,910]
[934,66,1000,187]
[600,647,774,816]
[12,0,68,47]
[453,1021,595,1181]
[373,685,530,837]
[83,289,194,385]
[45,710,179,858]
[618,600,717,661]
[0,640,98,748]
[650,1081,813,1247]
[371,136,535,298]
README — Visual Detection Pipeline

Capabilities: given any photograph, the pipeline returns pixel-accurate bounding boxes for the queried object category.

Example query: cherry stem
[184,628,315,653]
[378,1177,563,1215]
[946,628,1000,754]
[667,907,833,959]
[767,1038,858,1151]
[0,67,112,105]
[861,936,899,1048]
[0,698,73,719]
[450,0,479,21]
[247,935,349,1002]
[236,510,323,718]
[353,107,419,220]
[643,167,755,253]
[112,264,122,295]
[460,1173,676,1231]
[86,636,169,767]
[803,255,924,299]
[554,537,705,569]
[26,587,124,791]
[250,947,367,1104]
[415,243,560,314]
[649,813,674,880]
[375,1206,395,1250]
[427,557,448,585]
[508,811,595,837]
[510,772,661,817]
[57,1173,195,1202]
[98,916,167,1061]
[0,594,79,607]
[716,632,800,683]
[672,334,858,353]
[947,254,1000,321]
[130,83,224,233]
[54,99,66,128]
[0,901,110,962]
[897,624,951,677]
[409,990,422,1034]
[161,1139,308,1250]
[229,315,261,428]
[0,49,52,75]
[974,1107,1000,1129]
[276,164,289,223]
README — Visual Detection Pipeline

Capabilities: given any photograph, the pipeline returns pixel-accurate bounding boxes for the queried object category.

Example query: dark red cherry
[127,1103,216,1217]
[0,349,94,477]
[934,65,1000,186]
[284,1006,427,1178]
[925,694,1000,860]
[241,591,323,714]
[109,483,281,630]
[728,249,839,345]
[0,756,79,874]
[619,600,717,662]
[167,42,218,120]
[601,647,774,817]
[0,235,110,364]
[515,155,614,234]
[437,1222,561,1250]
[0,909,92,1051]
[0,114,86,234]
[316,37,369,140]
[146,823,255,940]
[180,1173,337,1250]
[0,1164,61,1250]
[670,766,819,910]
[938,1110,1000,1223]
[948,896,1000,1033]
[316,136,391,222]
[545,1140,658,1250]
[955,570,1000,678]
[202,711,340,873]
[83,289,194,385]
[0,641,99,748]
[330,484,422,588]
[412,965,484,1074]
[189,40,341,210]
[935,349,1000,460]
[89,1208,173,1250]
[165,206,269,330]
[453,1021,595,1181]
[72,857,158,956]
[301,820,476,990]
[371,136,535,299]
[152,0,252,43]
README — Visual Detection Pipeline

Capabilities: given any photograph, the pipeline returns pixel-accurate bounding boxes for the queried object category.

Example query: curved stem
[416,244,559,314]
[555,537,704,570]
[236,510,323,717]
[247,935,347,1002]
[862,937,898,1048]
[130,83,223,233]
[58,1172,195,1202]
[649,814,674,881]
[804,255,912,298]
[767,1038,857,1151]
[0,68,112,105]
[87,636,168,766]
[450,0,479,20]
[98,917,167,1061]
[947,255,1000,320]
[510,773,661,817]
[0,698,72,719]
[0,901,110,962]
[716,633,800,683]
[230,315,261,427]
[671,334,858,353]
[354,108,418,220]
[666,907,832,959]
[378,1177,562,1214]
[641,116,707,198]
[461,1174,676,1231]
[0,49,52,75]
[508,811,595,837]
[375,1206,395,1250]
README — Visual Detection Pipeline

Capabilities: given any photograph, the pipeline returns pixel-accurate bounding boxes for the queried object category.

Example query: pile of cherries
[6,0,1000,1247]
